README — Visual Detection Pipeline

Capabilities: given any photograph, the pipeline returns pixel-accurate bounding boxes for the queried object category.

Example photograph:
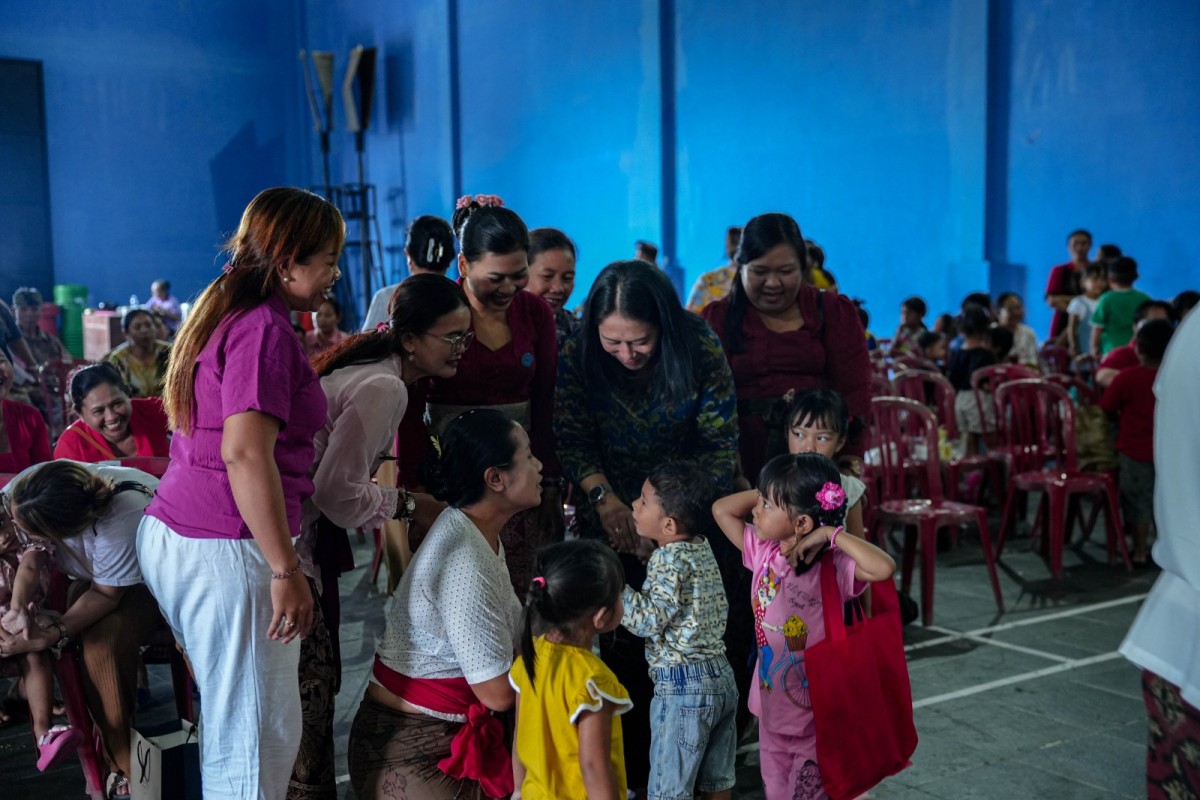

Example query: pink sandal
[36,724,83,771]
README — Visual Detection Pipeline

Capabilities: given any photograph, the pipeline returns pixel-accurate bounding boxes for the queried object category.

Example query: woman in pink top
[290,274,472,798]
[137,187,344,800]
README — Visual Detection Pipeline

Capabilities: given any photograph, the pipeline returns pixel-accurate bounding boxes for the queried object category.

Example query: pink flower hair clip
[455,195,474,210]
[815,481,846,511]
[473,193,504,208]
[375,321,391,333]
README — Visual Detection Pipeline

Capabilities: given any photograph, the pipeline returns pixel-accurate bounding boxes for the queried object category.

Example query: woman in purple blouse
[137,188,344,800]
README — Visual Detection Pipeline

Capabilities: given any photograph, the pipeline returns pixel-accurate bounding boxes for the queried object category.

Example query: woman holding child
[347,409,543,799]
[555,259,739,791]
[701,212,872,484]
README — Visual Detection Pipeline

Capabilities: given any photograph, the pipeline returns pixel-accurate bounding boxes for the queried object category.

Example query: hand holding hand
[596,499,638,553]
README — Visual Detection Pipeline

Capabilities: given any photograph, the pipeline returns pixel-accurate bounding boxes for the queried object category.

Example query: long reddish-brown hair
[163,187,344,434]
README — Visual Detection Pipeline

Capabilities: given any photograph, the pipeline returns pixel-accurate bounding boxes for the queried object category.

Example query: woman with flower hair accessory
[712,453,895,800]
[397,194,562,599]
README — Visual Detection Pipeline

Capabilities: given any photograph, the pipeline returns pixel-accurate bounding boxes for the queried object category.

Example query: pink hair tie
[530,576,546,588]
[815,481,846,511]
[221,262,234,275]
[474,193,504,208]
[375,321,391,333]
[455,195,474,210]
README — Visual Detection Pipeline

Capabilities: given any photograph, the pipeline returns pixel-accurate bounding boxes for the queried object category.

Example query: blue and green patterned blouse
[554,324,739,535]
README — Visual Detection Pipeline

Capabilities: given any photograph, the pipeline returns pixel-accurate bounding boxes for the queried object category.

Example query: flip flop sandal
[36,724,83,771]
[107,770,130,798]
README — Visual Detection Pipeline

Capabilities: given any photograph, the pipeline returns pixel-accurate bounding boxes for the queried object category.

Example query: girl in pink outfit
[713,453,895,800]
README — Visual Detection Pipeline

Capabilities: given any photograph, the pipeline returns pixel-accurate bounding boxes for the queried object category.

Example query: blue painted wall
[1003,0,1200,337]
[0,0,307,307]
[4,0,1198,332]
[455,0,663,294]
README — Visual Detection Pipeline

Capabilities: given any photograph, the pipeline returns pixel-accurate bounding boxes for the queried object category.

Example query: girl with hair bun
[510,539,632,800]
[348,408,543,800]
[361,214,457,331]
[414,194,561,598]
[290,274,471,797]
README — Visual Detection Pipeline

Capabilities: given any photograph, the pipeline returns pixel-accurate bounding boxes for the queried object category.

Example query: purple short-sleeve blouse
[146,295,327,540]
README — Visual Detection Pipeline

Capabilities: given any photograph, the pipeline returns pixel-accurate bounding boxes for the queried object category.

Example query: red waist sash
[373,655,513,797]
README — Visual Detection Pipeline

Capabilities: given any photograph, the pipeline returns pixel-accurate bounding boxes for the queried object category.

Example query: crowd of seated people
[1,195,1195,800]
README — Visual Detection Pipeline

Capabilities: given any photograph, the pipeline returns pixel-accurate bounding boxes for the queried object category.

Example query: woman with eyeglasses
[286,274,471,798]
[348,408,541,800]
[405,195,560,597]
[0,351,51,475]
[0,460,162,795]
[138,187,343,799]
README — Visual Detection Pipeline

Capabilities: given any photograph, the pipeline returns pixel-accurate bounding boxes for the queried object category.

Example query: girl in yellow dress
[509,540,631,799]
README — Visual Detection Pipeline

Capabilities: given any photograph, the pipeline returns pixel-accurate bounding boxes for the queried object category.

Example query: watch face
[589,485,605,504]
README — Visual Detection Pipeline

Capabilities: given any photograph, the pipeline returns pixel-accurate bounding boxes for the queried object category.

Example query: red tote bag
[805,553,918,800]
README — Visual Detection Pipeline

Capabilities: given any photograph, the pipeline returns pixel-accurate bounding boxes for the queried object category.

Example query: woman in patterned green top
[554,259,738,792]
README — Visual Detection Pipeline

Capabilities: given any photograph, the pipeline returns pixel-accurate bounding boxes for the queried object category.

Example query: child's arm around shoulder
[712,489,758,552]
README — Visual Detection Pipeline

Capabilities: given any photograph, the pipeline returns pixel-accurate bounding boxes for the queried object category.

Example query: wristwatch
[587,484,613,506]
[395,490,417,523]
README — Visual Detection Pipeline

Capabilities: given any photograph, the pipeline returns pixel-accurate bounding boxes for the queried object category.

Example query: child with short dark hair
[621,461,737,800]
[947,305,997,454]
[1091,256,1151,356]
[892,296,928,355]
[511,540,632,799]
[1067,262,1108,357]
[1100,318,1175,564]
[713,453,896,800]
[916,330,948,365]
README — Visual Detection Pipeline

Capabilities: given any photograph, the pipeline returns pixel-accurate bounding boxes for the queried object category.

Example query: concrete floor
[2,517,1157,798]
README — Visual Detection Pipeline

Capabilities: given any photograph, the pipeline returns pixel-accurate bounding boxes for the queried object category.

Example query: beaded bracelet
[829,525,845,551]
[271,562,302,581]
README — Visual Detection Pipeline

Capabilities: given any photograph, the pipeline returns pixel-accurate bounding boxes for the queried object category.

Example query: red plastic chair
[892,369,1000,504]
[116,456,171,479]
[891,354,940,373]
[870,397,1005,626]
[869,372,893,399]
[1039,344,1072,375]
[1043,373,1100,406]
[38,358,92,441]
[993,379,1131,578]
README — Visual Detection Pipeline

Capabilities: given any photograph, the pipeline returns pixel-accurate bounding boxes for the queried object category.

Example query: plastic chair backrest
[117,456,170,479]
[892,354,940,372]
[969,363,1039,437]
[870,396,944,504]
[1039,345,1071,375]
[1043,373,1100,406]
[891,369,957,438]
[994,379,1078,474]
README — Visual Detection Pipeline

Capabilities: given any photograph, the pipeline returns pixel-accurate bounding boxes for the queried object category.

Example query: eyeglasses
[424,330,475,352]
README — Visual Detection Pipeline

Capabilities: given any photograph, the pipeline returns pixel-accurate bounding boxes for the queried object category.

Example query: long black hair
[725,212,807,353]
[520,539,624,683]
[312,274,468,377]
[578,260,707,406]
[421,408,523,508]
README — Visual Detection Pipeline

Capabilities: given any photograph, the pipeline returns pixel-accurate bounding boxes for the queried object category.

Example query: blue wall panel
[674,0,988,334]
[1005,0,1200,336]
[0,0,306,306]
[456,0,662,306]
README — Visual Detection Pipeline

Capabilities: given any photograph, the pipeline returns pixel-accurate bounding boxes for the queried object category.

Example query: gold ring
[286,620,297,628]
